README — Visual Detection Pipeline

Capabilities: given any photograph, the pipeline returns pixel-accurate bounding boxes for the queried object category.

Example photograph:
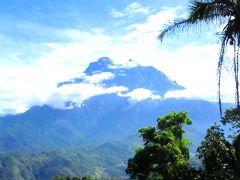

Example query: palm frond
[189,0,235,21]
[159,0,233,41]
[158,19,189,42]
[159,0,240,112]
[188,0,212,21]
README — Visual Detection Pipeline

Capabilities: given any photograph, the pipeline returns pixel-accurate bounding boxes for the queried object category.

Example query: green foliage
[52,175,105,180]
[222,108,240,135]
[232,135,240,177]
[197,124,240,179]
[126,111,194,179]
[126,111,240,179]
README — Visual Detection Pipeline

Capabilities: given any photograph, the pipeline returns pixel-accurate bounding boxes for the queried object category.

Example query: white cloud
[47,84,128,109]
[0,5,235,115]
[111,9,125,18]
[126,2,150,14]
[0,65,56,115]
[111,2,150,18]
[119,88,161,102]
[83,72,115,84]
[127,6,184,33]
[108,59,138,69]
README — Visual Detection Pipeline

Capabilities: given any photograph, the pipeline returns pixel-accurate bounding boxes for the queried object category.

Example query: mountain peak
[84,57,113,75]
[58,57,185,95]
[98,57,113,64]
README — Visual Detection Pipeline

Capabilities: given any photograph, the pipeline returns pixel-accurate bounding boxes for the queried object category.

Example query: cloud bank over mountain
[48,57,183,109]
[0,0,235,115]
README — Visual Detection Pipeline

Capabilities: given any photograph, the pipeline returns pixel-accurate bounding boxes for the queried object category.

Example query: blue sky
[0,0,235,115]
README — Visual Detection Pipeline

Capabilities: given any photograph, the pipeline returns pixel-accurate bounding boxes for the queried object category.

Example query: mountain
[0,57,231,179]
[0,57,228,153]
[0,94,223,153]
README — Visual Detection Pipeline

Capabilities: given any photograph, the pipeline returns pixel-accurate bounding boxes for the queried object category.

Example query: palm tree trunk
[218,72,222,116]
[233,44,240,109]
[236,46,240,109]
[218,40,226,116]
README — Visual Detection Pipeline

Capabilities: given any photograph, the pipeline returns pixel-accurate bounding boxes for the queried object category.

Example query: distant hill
[0,135,202,180]
[0,94,226,153]
[0,141,137,180]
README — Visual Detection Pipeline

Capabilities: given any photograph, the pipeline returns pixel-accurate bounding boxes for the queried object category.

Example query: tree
[125,111,196,179]
[159,0,240,115]
[52,176,103,180]
[222,108,240,135]
[197,124,239,179]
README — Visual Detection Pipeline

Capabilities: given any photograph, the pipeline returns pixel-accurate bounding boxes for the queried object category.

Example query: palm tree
[159,0,240,115]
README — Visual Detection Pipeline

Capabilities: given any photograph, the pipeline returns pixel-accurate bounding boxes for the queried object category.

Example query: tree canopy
[197,123,240,179]
[126,111,194,179]
[126,112,240,179]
